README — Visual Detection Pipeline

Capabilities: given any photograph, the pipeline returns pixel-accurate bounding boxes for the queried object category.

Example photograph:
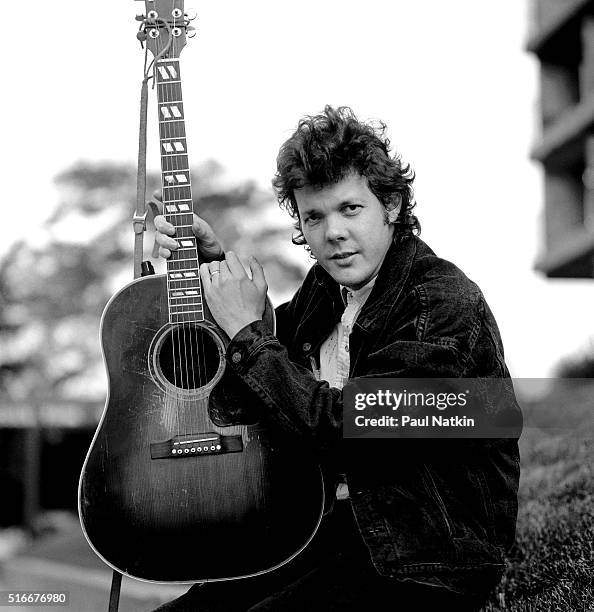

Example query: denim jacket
[224,234,520,583]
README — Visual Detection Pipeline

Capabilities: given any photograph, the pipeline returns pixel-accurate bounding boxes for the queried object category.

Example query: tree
[0,160,307,411]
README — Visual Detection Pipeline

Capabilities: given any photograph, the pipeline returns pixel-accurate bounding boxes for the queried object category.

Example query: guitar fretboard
[156,58,203,324]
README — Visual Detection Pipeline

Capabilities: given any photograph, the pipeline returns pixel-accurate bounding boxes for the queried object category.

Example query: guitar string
[167,22,188,403]
[161,8,211,433]
[172,11,201,419]
[156,20,183,411]
[172,10,206,400]
[173,9,197,401]
[172,12,195,406]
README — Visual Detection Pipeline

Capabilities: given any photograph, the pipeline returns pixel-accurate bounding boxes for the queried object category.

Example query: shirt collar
[340,276,377,307]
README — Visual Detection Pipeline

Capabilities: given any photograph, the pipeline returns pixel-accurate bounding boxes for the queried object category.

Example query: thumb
[249,257,267,292]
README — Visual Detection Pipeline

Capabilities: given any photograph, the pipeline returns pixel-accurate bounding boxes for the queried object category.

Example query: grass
[484,381,594,611]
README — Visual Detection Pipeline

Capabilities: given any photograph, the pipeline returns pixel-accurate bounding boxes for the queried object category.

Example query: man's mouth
[330,251,357,260]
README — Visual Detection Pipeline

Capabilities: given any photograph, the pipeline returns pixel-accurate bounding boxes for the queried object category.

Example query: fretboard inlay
[156,57,203,324]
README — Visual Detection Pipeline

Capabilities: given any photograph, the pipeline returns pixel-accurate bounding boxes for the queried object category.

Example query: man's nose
[324,215,347,241]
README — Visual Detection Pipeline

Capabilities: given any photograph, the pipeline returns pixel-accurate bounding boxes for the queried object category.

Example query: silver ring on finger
[208,262,220,275]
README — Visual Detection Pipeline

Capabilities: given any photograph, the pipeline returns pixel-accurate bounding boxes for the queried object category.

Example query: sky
[4,0,594,378]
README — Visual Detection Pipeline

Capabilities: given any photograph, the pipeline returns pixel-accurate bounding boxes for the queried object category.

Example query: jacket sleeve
[224,289,479,452]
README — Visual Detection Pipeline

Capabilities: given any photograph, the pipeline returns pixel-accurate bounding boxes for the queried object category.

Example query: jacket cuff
[226,319,279,373]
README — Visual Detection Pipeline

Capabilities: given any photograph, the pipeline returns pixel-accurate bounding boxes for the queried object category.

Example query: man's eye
[305,215,320,224]
[343,205,361,214]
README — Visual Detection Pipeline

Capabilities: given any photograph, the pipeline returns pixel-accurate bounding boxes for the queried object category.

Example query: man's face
[294,172,395,289]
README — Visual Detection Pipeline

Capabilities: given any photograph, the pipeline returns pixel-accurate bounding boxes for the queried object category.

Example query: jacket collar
[311,234,418,335]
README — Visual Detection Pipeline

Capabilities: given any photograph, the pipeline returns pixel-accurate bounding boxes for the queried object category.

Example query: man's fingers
[225,251,246,277]
[155,226,178,252]
[154,215,175,236]
[151,189,163,203]
[199,263,212,290]
[192,215,223,249]
[249,257,268,292]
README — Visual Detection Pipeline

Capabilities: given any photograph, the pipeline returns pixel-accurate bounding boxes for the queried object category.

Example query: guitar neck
[155,58,203,324]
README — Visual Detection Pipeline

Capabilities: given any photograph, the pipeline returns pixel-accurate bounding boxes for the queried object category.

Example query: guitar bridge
[150,432,243,459]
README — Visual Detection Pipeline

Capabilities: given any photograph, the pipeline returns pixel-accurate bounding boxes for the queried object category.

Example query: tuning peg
[187,26,197,38]
[135,14,145,21]
[185,9,197,20]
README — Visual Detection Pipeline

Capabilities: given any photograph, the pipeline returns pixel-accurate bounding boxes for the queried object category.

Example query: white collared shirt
[315,276,376,501]
[318,276,376,389]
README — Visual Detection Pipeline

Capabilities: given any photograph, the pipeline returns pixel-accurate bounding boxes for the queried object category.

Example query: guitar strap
[108,55,161,612]
[133,73,162,279]
[132,74,151,280]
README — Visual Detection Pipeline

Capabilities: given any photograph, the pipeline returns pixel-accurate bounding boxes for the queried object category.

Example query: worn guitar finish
[78,1,324,583]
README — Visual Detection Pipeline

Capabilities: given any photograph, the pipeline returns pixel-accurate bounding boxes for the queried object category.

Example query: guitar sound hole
[158,325,221,390]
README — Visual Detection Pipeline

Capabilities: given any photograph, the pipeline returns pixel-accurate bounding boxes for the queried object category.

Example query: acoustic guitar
[78,0,324,583]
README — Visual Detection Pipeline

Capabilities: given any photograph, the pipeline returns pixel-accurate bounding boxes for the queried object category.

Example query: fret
[169,290,202,296]
[167,225,194,232]
[169,295,202,301]
[155,58,204,324]
[171,313,205,323]
[161,153,188,160]
[168,281,200,286]
[168,278,199,284]
[159,122,186,139]
[168,269,199,277]
[163,203,192,213]
[161,168,190,174]
[168,257,200,263]
[169,304,204,311]
[161,186,191,195]
[160,138,187,155]
[162,158,190,172]
[164,224,193,232]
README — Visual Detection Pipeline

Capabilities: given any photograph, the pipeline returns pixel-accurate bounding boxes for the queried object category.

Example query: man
[152,106,520,611]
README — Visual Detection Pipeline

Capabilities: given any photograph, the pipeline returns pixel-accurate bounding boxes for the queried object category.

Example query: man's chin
[327,269,364,289]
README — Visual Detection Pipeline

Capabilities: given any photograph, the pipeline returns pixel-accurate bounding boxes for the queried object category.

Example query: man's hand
[200,252,267,339]
[152,191,224,262]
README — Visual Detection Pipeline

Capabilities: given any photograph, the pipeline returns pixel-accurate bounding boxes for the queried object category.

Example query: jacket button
[302,342,312,352]
[231,352,242,363]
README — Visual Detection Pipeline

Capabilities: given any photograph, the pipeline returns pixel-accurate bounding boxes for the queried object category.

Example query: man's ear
[387,195,402,223]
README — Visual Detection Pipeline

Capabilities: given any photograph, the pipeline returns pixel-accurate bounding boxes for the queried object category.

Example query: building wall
[528,0,594,277]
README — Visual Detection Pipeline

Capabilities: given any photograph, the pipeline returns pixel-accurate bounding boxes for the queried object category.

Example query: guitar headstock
[139,0,195,58]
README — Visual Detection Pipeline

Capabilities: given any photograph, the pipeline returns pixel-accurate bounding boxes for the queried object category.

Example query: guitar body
[79,274,325,582]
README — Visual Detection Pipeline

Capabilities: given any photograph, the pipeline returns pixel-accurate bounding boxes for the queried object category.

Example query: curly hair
[272,105,420,246]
